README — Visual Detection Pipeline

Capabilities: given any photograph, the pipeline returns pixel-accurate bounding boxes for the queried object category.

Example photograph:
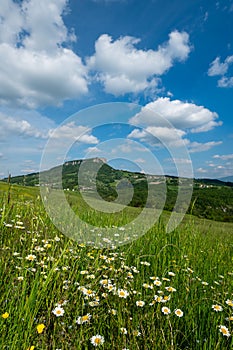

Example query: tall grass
[0,183,232,349]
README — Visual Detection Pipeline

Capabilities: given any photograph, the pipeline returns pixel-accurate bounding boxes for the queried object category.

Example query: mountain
[2,157,233,222]
[218,175,233,183]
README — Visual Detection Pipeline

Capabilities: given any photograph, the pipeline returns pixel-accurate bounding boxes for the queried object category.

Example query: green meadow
[0,182,233,349]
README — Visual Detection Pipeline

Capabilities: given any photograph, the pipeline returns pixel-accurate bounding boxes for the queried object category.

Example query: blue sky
[0,0,233,179]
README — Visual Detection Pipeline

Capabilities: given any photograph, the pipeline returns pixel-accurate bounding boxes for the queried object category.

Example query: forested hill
[3,157,233,222]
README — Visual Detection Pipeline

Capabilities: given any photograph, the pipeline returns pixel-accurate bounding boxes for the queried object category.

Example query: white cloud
[85,146,102,154]
[20,168,38,174]
[217,76,233,88]
[0,112,46,139]
[208,55,233,88]
[48,122,99,144]
[128,126,188,148]
[87,31,191,95]
[208,57,231,76]
[196,167,207,173]
[169,158,192,164]
[213,154,233,160]
[130,97,222,132]
[188,141,222,153]
[0,0,88,108]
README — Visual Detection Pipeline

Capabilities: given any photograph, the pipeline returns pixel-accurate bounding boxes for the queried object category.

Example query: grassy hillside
[1,182,233,349]
[3,157,233,222]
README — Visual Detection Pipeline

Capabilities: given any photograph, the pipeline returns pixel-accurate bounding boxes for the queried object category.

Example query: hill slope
[3,157,233,222]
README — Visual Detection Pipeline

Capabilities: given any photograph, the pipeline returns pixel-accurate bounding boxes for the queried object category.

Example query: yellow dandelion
[2,312,9,319]
[36,324,45,334]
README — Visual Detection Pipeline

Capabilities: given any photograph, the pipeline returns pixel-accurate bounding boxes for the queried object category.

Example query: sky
[0,0,233,179]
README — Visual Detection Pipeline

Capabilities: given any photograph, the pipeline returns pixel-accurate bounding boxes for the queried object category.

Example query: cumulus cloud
[208,55,233,88]
[48,122,99,144]
[0,0,88,108]
[0,112,46,140]
[128,99,222,153]
[87,31,191,95]
[130,97,222,132]
[128,126,188,148]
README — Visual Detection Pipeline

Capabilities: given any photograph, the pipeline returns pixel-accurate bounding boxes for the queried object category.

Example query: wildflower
[212,304,223,312]
[2,312,9,319]
[165,286,176,292]
[89,301,99,307]
[117,289,129,298]
[136,300,145,307]
[106,284,116,292]
[52,306,65,317]
[27,347,35,350]
[90,335,105,346]
[36,324,45,334]
[187,267,194,273]
[83,288,95,297]
[219,325,230,337]
[168,271,175,276]
[154,280,162,286]
[5,223,13,227]
[132,330,141,336]
[154,295,163,303]
[162,307,171,315]
[100,279,109,286]
[140,261,150,266]
[26,254,36,261]
[226,316,233,321]
[76,313,92,324]
[109,309,117,315]
[143,283,153,289]
[226,299,233,307]
[174,309,184,317]
[201,281,208,286]
[17,276,24,281]
[120,327,127,334]
[162,295,171,303]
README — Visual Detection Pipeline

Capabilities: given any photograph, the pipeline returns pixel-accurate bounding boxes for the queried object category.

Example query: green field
[1,182,233,349]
